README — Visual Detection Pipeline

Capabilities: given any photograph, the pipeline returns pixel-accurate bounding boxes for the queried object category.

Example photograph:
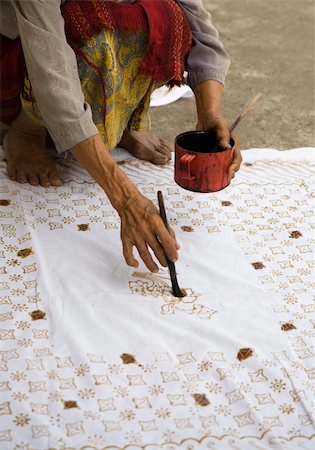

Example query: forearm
[70,134,139,212]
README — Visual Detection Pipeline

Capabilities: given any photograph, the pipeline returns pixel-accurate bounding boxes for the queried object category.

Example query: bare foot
[3,112,63,187]
[119,129,171,165]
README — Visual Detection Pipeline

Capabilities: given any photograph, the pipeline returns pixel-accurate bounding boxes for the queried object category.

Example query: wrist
[70,134,140,211]
[195,79,224,120]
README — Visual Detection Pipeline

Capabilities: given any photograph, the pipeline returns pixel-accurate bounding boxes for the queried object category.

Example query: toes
[39,173,50,187]
[28,173,39,186]
[49,170,63,186]
[156,140,171,159]
[16,170,27,184]
[7,166,17,182]
[152,152,169,166]
[49,174,63,186]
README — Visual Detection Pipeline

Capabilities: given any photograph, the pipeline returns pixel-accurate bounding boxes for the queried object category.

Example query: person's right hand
[118,192,180,272]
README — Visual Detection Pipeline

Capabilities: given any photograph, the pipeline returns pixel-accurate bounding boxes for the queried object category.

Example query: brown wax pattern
[0,200,10,206]
[77,224,90,231]
[237,348,254,361]
[17,248,33,258]
[281,322,297,331]
[192,393,210,406]
[252,262,266,270]
[181,226,194,232]
[63,400,79,409]
[30,310,46,320]
[120,353,137,364]
[221,201,232,207]
[289,231,302,239]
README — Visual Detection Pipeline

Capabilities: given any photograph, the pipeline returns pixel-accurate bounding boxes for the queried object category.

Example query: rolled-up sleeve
[11,0,98,153]
[177,0,231,90]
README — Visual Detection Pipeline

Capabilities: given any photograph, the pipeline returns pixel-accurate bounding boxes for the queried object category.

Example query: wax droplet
[251,262,265,270]
[120,353,137,364]
[192,393,210,406]
[30,310,46,320]
[237,348,254,361]
[281,322,297,331]
[0,200,10,206]
[63,400,79,409]
[17,248,33,258]
[221,201,232,207]
[77,224,89,231]
[289,231,302,239]
[181,226,194,232]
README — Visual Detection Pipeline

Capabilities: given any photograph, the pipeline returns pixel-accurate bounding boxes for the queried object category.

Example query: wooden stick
[157,191,185,298]
[230,92,263,132]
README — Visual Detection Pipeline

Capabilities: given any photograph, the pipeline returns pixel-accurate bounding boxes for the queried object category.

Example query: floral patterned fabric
[0,146,314,449]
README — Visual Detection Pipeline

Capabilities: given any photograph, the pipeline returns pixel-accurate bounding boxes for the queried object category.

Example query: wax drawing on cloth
[129,269,217,319]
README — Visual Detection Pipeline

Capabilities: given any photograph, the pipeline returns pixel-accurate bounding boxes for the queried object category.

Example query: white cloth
[150,85,193,107]
[0,147,314,449]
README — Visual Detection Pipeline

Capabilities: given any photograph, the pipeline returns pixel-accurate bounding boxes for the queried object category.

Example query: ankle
[10,111,46,138]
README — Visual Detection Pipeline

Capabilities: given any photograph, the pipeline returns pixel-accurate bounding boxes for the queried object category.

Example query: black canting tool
[157,191,185,298]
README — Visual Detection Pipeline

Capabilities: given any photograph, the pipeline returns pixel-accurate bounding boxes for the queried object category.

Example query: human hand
[118,193,180,272]
[196,115,242,180]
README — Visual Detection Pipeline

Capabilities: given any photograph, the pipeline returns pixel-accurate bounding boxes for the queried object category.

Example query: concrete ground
[151,0,315,150]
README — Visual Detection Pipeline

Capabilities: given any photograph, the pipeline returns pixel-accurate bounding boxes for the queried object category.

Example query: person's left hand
[196,115,242,180]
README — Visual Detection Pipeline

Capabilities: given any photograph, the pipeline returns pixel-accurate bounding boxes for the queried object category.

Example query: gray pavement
[151,0,315,150]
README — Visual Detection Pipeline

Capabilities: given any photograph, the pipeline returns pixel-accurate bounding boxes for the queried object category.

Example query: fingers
[229,134,242,179]
[216,124,231,150]
[146,236,168,267]
[156,223,179,263]
[122,223,179,272]
[122,238,139,269]
[168,225,181,250]
[136,240,160,273]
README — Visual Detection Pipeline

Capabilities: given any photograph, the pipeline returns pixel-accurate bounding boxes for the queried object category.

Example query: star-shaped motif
[28,381,47,392]
[225,389,244,405]
[30,403,49,415]
[255,393,275,405]
[93,374,111,385]
[167,394,187,406]
[97,398,116,412]
[65,421,85,436]
[31,425,50,438]
[0,349,19,361]
[174,417,193,429]
[139,420,158,432]
[160,372,179,383]
[248,369,268,383]
[102,420,121,432]
[0,401,12,416]
[26,358,44,371]
[55,356,74,368]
